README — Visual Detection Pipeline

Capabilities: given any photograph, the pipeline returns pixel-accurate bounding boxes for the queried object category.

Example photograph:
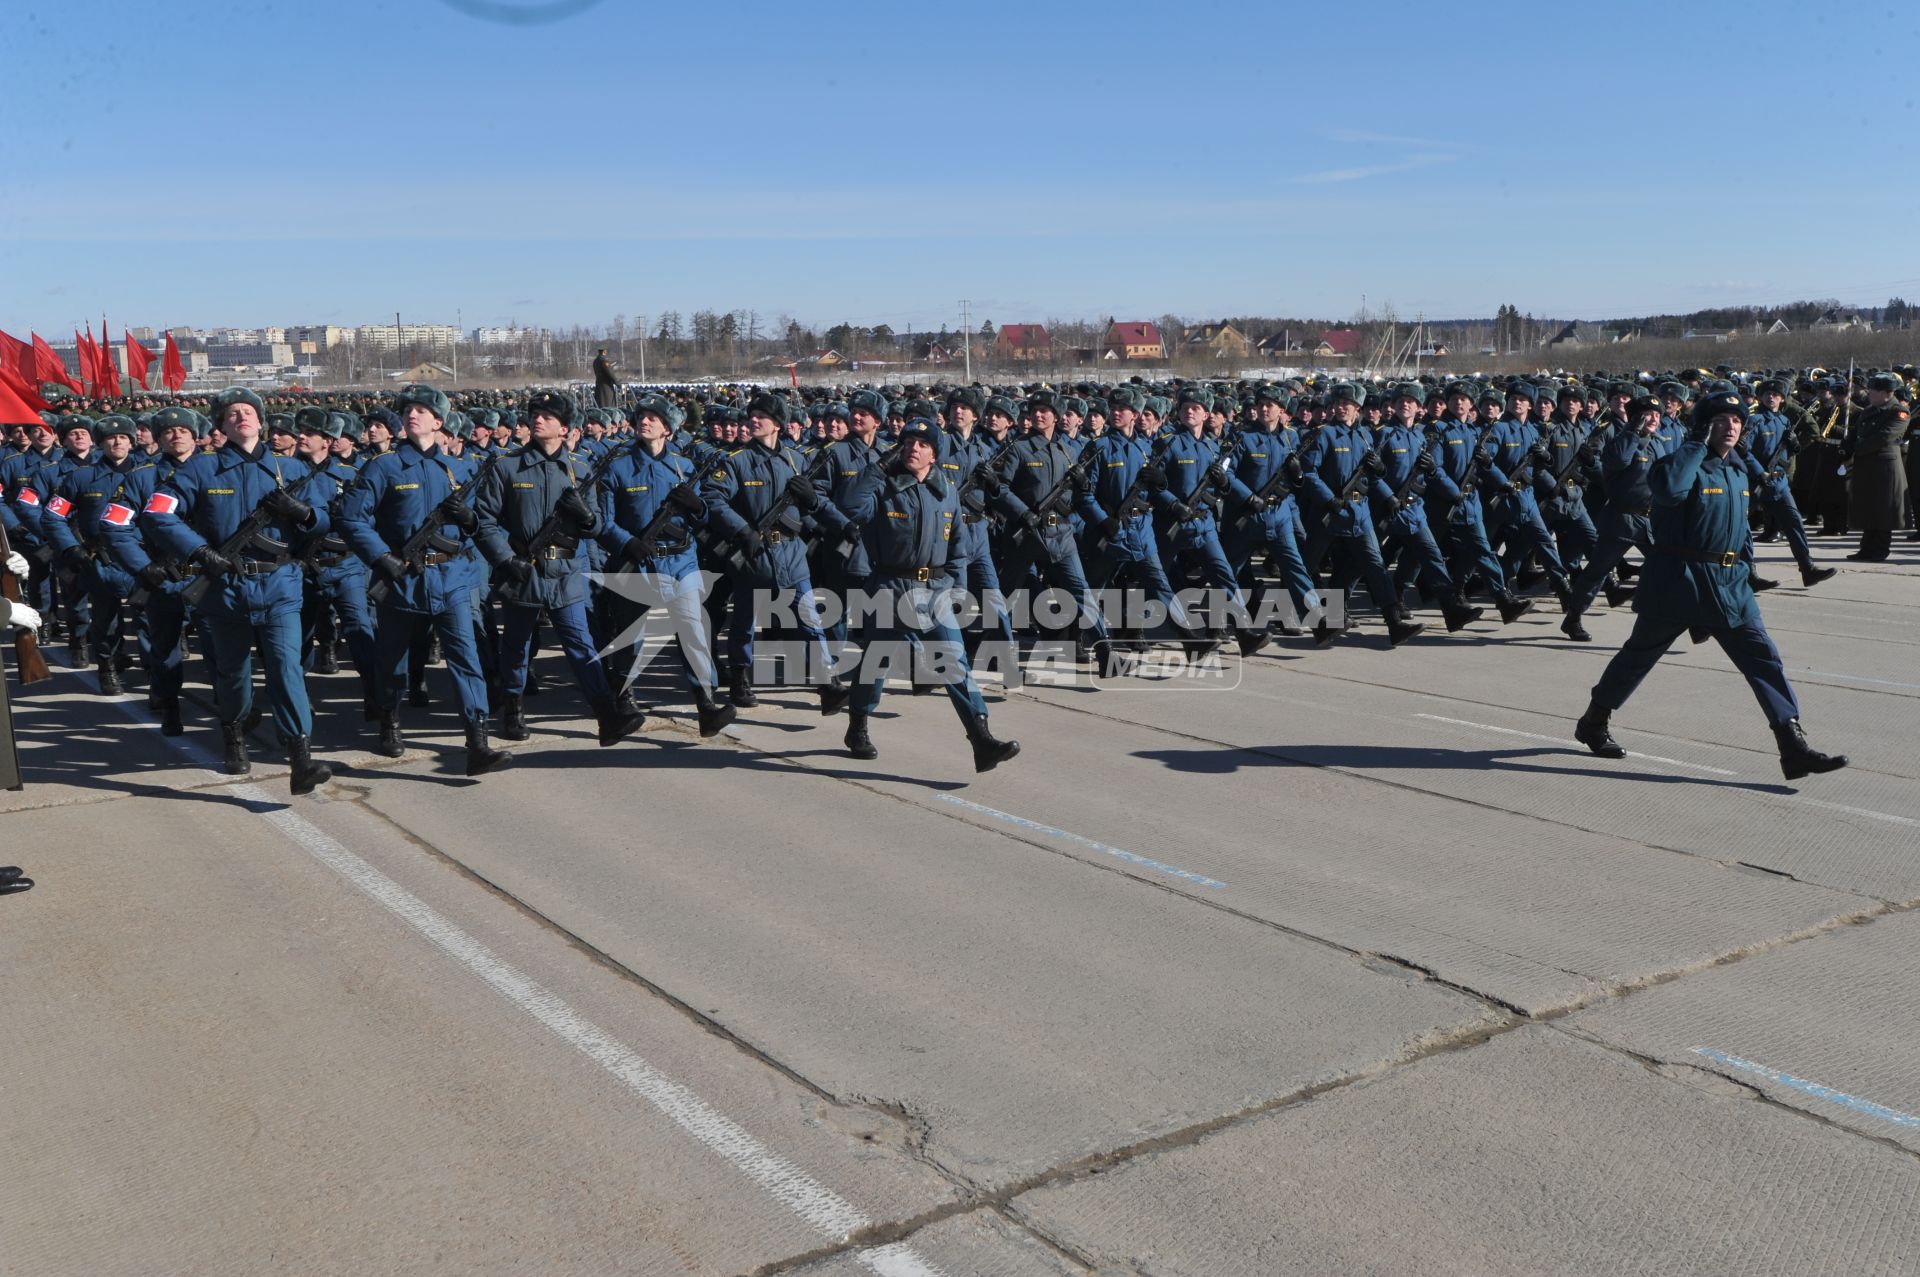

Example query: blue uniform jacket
[1299,421,1378,535]
[142,443,324,622]
[1636,441,1758,630]
[337,442,482,614]
[473,443,602,610]
[701,440,817,588]
[597,442,704,577]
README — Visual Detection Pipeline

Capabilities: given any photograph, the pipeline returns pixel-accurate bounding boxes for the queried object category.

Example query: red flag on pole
[98,318,119,397]
[124,330,154,388]
[161,331,187,392]
[0,328,31,380]
[0,372,45,426]
[34,333,83,394]
[76,327,98,392]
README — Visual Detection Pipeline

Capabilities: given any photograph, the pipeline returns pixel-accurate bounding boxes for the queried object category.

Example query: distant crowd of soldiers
[0,361,1909,791]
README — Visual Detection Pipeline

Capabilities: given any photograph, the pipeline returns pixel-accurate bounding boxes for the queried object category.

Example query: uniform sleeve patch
[46,495,72,517]
[15,487,39,507]
[143,491,180,515]
[102,503,136,527]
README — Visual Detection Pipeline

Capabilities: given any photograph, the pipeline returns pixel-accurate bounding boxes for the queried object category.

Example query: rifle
[1001,441,1100,553]
[619,482,701,563]
[0,521,51,685]
[1089,461,1168,555]
[180,502,282,608]
[1227,452,1303,539]
[507,447,622,576]
[717,445,836,575]
[955,434,1022,521]
[1302,447,1382,574]
[367,450,503,605]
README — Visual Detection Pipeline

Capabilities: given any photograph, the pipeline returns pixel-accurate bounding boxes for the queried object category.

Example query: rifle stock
[0,523,52,685]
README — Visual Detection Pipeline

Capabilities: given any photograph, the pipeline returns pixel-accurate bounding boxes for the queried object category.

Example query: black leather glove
[1471,445,1493,467]
[784,474,820,509]
[620,536,655,566]
[372,553,408,583]
[261,488,313,526]
[970,463,1003,496]
[437,496,478,533]
[1362,450,1386,476]
[1207,460,1230,485]
[1070,466,1094,495]
[190,545,233,577]
[1527,443,1551,465]
[1379,494,1402,514]
[58,544,92,572]
[135,561,171,590]
[1244,494,1269,514]
[556,486,595,529]
[497,557,533,583]
[733,528,763,557]
[666,483,702,514]
[1168,501,1194,522]
[1416,451,1437,474]
[838,518,865,545]
[1020,509,1046,534]
[1099,515,1122,538]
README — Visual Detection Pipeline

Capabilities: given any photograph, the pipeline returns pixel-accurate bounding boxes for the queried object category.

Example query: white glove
[4,550,27,578]
[6,602,42,634]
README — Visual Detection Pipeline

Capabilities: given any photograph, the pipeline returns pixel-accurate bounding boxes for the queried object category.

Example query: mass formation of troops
[3,362,1910,792]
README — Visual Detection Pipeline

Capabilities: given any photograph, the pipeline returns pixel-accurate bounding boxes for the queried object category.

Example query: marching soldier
[1740,378,1835,586]
[41,414,144,693]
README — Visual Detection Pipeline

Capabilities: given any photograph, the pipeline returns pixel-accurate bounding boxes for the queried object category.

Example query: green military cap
[1389,381,1424,405]
[1107,384,1144,411]
[91,413,136,441]
[1867,372,1900,393]
[214,386,268,422]
[746,391,789,425]
[331,411,363,442]
[1327,381,1363,406]
[395,383,451,422]
[150,405,204,437]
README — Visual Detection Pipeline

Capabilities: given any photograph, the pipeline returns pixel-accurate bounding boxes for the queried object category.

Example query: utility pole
[638,313,647,383]
[453,307,461,386]
[960,299,972,381]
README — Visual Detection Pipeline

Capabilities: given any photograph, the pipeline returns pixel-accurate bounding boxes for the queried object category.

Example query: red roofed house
[1101,321,1165,362]
[1311,330,1363,360]
[993,323,1053,363]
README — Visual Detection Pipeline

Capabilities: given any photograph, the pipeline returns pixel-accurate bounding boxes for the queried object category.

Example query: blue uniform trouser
[725,575,835,683]
[1487,491,1568,580]
[1317,526,1399,616]
[1592,612,1799,725]
[605,570,718,692]
[1228,507,1320,625]
[1430,499,1508,595]
[1093,515,1186,630]
[376,597,490,717]
[1756,484,1815,571]
[1160,515,1249,633]
[1379,508,1456,597]
[83,559,132,662]
[952,549,1017,664]
[1005,537,1111,642]
[1569,510,1653,615]
[302,567,375,675]
[139,591,190,698]
[499,600,613,704]
[851,580,989,722]
[1544,503,1598,573]
[204,607,313,740]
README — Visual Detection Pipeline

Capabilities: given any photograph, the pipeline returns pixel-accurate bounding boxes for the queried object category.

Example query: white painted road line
[106,700,945,1277]
[1792,798,1920,829]
[1412,713,1738,776]
[932,793,1228,890]
[1803,668,1920,691]
[1693,1047,1920,1130]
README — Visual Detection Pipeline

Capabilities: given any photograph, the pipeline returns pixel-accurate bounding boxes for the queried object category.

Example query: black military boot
[1772,718,1849,781]
[1751,573,1779,592]
[1574,699,1626,759]
[375,709,406,759]
[314,641,339,675]
[1495,591,1534,625]
[694,686,737,738]
[1614,559,1639,582]
[1312,617,1346,646]
[964,713,1020,773]
[727,667,758,709]
[1441,597,1484,633]
[1549,575,1576,613]
[1384,607,1425,647]
[97,661,122,695]
[844,710,878,761]
[594,697,645,747]
[158,696,184,737]
[615,686,644,721]
[1560,611,1593,643]
[463,714,512,777]
[1092,636,1123,676]
[819,677,852,716]
[407,676,432,708]
[1800,564,1837,588]
[360,673,380,722]
[1603,578,1636,609]
[221,721,252,776]
[288,737,333,796]
[1236,628,1272,657]
[499,694,530,741]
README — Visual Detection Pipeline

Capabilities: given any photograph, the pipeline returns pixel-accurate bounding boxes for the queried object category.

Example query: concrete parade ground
[3,537,1918,1276]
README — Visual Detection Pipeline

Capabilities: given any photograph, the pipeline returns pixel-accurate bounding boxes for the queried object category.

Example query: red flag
[0,368,46,425]
[33,333,82,394]
[161,331,186,392]
[0,328,31,380]
[97,320,119,397]
[124,330,154,387]
[0,363,52,414]
[76,328,97,391]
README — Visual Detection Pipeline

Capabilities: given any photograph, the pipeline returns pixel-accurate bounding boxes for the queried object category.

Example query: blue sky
[6,0,1918,336]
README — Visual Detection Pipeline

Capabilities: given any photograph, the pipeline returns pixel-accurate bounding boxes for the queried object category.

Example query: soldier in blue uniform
[1222,384,1320,633]
[834,418,1020,771]
[1740,377,1834,587]
[1079,383,1182,648]
[935,386,1017,670]
[1422,382,1532,625]
[1479,383,1575,607]
[141,388,334,794]
[473,388,643,749]
[337,384,512,776]
[1368,385,1483,632]
[1151,387,1269,656]
[289,407,378,712]
[98,406,202,735]
[596,393,735,738]
[41,414,144,693]
[1298,381,1424,646]
[1575,391,1847,781]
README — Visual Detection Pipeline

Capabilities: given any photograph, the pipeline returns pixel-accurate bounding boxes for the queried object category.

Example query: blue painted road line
[1693,1047,1920,1130]
[932,794,1228,890]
